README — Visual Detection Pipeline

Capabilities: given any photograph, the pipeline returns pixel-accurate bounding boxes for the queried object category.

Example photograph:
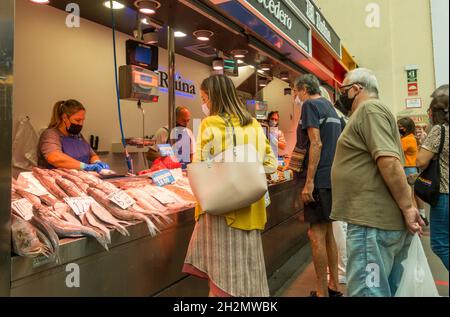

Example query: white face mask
[201,103,210,117]
[295,96,303,109]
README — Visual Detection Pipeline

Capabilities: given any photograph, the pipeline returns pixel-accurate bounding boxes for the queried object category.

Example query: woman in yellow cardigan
[183,75,277,297]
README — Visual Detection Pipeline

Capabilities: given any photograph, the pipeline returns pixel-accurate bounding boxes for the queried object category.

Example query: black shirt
[296,97,343,188]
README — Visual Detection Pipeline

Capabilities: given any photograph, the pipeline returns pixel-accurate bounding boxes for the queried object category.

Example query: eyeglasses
[339,82,365,94]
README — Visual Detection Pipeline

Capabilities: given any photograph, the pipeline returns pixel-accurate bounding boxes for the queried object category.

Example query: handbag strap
[438,125,446,155]
[219,114,237,150]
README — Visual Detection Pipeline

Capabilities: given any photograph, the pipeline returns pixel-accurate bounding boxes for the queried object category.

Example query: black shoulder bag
[414,125,446,207]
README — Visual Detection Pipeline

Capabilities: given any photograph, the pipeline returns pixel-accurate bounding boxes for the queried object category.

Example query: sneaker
[328,288,344,297]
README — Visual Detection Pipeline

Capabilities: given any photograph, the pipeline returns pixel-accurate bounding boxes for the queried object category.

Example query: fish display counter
[10,169,307,297]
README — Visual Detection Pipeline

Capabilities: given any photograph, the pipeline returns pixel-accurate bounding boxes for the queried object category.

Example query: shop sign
[287,0,342,57]
[406,98,422,109]
[158,70,197,97]
[408,83,419,96]
[237,0,311,54]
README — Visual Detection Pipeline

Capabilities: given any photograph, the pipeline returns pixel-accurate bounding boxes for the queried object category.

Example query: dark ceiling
[44,0,298,95]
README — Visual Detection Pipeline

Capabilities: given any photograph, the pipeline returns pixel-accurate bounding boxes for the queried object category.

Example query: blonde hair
[48,100,85,128]
[200,75,253,126]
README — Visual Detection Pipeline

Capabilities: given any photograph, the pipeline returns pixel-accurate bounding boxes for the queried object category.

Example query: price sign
[157,144,174,157]
[64,197,95,215]
[108,191,136,210]
[151,169,175,187]
[12,199,34,220]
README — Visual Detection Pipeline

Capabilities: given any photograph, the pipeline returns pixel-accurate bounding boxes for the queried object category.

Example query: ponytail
[48,99,85,128]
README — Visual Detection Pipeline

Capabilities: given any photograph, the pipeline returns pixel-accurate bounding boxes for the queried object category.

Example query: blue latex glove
[94,161,110,170]
[81,163,103,173]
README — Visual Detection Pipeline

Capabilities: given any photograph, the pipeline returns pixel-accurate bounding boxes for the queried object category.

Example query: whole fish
[82,210,112,244]
[11,214,51,258]
[30,215,60,263]
[32,168,68,200]
[54,170,90,193]
[125,189,172,227]
[34,205,109,251]
[12,183,42,208]
[90,203,130,237]
[87,187,159,237]
[55,176,87,198]
[39,194,59,207]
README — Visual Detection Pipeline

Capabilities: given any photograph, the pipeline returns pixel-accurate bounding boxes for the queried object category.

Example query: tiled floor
[277,222,448,297]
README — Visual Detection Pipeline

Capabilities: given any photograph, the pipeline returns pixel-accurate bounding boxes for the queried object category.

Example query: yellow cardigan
[193,115,277,231]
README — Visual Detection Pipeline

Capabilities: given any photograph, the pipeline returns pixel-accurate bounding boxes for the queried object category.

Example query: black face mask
[337,89,356,117]
[66,123,83,135]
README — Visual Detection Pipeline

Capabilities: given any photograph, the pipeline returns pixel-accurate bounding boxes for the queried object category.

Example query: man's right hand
[403,205,425,235]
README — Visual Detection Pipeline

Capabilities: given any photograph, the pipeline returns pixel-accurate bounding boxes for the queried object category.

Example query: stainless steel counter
[11,178,307,297]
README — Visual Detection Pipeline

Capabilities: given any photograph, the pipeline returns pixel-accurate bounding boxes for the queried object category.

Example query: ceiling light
[143,28,158,44]
[193,30,214,41]
[104,1,125,9]
[259,78,268,87]
[30,0,49,3]
[134,0,160,15]
[212,58,224,71]
[231,49,248,59]
[174,31,187,38]
[257,69,265,74]
[141,18,150,25]
[237,60,244,64]
[259,63,272,71]
[280,71,290,81]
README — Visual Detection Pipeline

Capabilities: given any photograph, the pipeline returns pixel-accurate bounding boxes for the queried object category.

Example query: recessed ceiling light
[259,78,268,87]
[231,49,248,59]
[104,1,125,9]
[257,69,265,74]
[134,0,161,15]
[280,71,290,80]
[141,18,150,25]
[193,30,214,41]
[212,58,224,71]
[174,31,187,38]
[30,0,50,3]
[237,60,244,64]
[259,63,272,71]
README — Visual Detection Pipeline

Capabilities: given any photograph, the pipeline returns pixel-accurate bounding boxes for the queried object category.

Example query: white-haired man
[330,68,424,297]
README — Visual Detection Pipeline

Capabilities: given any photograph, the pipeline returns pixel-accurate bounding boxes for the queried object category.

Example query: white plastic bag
[395,234,440,297]
[12,117,39,171]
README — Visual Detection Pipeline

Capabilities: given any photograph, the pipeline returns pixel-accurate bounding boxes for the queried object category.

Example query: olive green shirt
[331,99,406,231]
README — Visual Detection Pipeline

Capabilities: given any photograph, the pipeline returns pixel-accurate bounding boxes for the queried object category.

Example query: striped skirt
[183,214,269,297]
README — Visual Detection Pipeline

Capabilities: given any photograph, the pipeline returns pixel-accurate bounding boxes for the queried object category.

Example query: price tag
[12,198,34,220]
[18,172,49,196]
[157,144,174,157]
[269,172,279,182]
[151,169,176,187]
[277,157,285,167]
[108,190,136,210]
[64,197,95,216]
[284,170,293,181]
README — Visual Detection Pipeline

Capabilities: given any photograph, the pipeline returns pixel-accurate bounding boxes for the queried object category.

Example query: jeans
[430,194,449,271]
[346,224,413,297]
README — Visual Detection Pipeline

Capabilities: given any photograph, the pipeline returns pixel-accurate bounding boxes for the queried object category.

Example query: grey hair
[295,74,321,95]
[431,84,449,98]
[345,68,380,96]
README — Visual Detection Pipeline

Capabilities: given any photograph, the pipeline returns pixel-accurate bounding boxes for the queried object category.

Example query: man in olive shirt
[331,68,424,297]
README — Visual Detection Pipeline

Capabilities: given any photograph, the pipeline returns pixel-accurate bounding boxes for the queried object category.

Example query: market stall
[1,0,353,296]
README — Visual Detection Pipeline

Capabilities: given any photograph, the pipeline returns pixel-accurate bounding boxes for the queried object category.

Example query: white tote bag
[187,116,268,216]
[395,234,440,297]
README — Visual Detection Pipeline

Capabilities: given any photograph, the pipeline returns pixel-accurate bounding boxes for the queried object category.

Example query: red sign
[408,83,419,96]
